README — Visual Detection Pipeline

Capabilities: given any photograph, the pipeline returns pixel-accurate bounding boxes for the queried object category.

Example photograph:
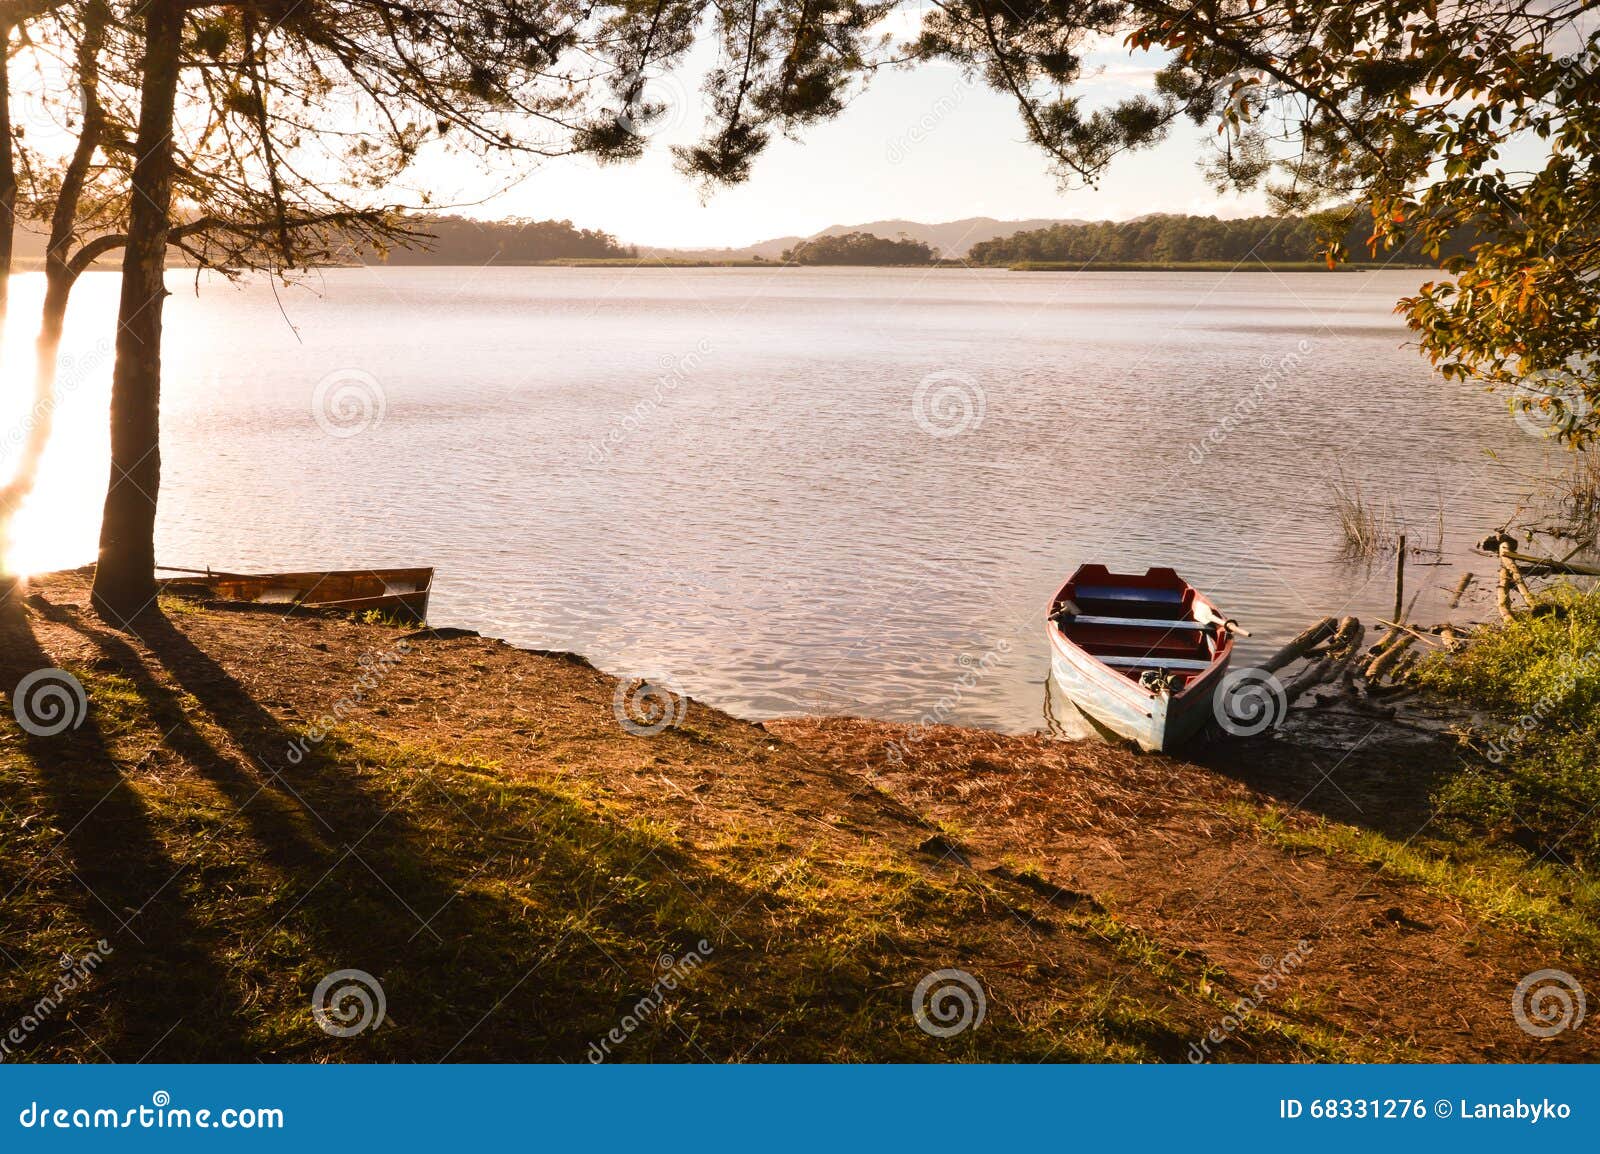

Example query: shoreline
[0,568,1593,1061]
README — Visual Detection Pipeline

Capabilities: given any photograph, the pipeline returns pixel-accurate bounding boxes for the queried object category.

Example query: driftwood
[1447,571,1475,609]
[1365,631,1417,682]
[1262,617,1337,674]
[1285,617,1362,703]
[1375,618,1443,647]
[1496,563,1516,622]
[1479,545,1600,578]
[1501,547,1538,609]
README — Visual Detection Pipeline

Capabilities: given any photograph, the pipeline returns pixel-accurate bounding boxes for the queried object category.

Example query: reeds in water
[1330,471,1443,558]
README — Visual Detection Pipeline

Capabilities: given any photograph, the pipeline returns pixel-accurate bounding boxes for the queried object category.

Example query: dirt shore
[0,569,1592,1061]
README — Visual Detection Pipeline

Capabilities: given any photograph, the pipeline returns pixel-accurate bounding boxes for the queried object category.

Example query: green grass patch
[1410,585,1600,870]
[1233,803,1600,965]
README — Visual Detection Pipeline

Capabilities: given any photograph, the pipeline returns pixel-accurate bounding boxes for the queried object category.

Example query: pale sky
[419,40,1270,249]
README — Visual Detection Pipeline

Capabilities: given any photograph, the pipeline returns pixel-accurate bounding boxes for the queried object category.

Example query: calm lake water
[0,266,1574,731]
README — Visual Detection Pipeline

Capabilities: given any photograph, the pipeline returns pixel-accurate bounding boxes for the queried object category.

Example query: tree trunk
[91,0,182,624]
[0,20,16,341]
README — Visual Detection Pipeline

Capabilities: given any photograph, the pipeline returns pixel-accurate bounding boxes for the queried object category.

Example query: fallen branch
[1374,618,1444,647]
[1365,631,1418,682]
[1262,616,1337,674]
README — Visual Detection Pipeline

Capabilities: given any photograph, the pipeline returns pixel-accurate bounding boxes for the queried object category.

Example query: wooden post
[1394,534,1406,622]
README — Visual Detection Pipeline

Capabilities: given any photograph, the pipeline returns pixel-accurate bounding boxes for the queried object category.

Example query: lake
[0,266,1572,731]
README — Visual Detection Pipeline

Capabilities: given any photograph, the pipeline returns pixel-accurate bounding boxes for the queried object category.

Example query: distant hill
[642,216,1087,261]
[966,212,1480,266]
[371,216,635,264]
[781,231,935,266]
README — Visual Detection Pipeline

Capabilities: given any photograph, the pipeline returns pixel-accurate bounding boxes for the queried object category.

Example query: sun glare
[1,273,117,577]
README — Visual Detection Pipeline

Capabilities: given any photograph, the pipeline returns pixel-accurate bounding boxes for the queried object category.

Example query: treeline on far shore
[371,215,637,263]
[966,212,1480,266]
[351,211,1479,268]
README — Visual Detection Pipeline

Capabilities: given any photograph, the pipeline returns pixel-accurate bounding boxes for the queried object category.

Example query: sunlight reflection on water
[0,266,1574,730]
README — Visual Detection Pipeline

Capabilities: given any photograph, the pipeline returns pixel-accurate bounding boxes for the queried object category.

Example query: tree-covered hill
[967,213,1480,267]
[781,231,935,265]
[373,216,636,264]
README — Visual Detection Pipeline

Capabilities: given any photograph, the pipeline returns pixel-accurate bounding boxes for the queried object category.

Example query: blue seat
[1075,584,1185,604]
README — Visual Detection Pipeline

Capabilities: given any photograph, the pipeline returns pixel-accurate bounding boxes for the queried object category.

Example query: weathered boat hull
[1045,564,1234,753]
[1047,646,1226,753]
[158,567,433,625]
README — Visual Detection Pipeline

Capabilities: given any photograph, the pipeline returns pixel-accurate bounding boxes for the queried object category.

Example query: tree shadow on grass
[9,592,802,1059]
[0,589,249,1060]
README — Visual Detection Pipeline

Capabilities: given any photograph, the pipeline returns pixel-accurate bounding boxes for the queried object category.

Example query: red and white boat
[1046,564,1238,752]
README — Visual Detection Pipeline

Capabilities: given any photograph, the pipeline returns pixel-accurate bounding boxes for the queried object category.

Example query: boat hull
[159,567,433,625]
[1048,645,1227,753]
[1045,564,1234,753]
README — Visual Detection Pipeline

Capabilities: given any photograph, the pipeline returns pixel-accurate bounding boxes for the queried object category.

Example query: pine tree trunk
[91,0,182,624]
[0,22,16,339]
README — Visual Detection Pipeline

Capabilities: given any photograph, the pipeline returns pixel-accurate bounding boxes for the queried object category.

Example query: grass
[0,643,1328,1062]
[1237,804,1600,965]
[1552,449,1600,539]
[1328,470,1443,559]
[1330,472,1405,556]
[1407,584,1600,871]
